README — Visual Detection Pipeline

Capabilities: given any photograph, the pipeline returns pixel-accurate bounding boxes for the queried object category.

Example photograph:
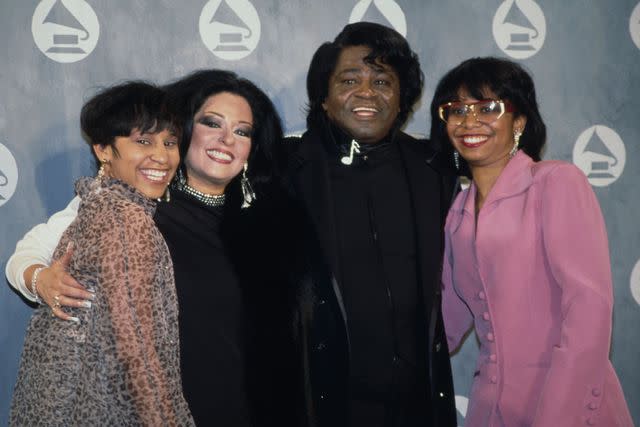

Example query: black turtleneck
[323,124,427,426]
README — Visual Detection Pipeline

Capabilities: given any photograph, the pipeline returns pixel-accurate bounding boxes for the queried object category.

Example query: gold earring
[510,130,522,158]
[97,159,108,178]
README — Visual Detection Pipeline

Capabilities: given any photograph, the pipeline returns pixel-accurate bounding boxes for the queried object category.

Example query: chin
[140,188,164,199]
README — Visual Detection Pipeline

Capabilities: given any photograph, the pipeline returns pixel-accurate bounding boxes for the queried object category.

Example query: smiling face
[322,45,401,144]
[184,92,253,195]
[446,88,526,174]
[94,128,180,199]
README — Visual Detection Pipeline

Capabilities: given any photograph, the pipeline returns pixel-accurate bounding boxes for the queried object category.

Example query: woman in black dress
[159,69,301,426]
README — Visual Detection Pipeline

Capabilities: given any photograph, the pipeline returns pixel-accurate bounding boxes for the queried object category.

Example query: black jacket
[283,127,458,427]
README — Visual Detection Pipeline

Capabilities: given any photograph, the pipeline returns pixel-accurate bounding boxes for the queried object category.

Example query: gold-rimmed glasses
[438,99,514,125]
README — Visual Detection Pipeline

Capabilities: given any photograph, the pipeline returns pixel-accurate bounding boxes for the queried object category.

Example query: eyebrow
[335,67,394,78]
[335,68,361,75]
[202,111,253,127]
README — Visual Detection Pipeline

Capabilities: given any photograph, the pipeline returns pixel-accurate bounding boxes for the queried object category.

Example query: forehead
[457,85,497,101]
[333,45,397,75]
[198,92,252,118]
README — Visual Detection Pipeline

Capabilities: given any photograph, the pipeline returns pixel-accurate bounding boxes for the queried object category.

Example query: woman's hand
[26,242,94,321]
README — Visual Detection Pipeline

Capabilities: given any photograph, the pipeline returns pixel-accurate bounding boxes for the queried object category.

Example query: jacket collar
[291,126,445,289]
[291,122,400,168]
[76,176,157,216]
[458,150,534,216]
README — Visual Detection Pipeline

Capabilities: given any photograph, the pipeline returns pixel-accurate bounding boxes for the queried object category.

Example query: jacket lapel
[398,137,444,302]
[398,136,451,397]
[482,150,534,211]
[289,130,342,278]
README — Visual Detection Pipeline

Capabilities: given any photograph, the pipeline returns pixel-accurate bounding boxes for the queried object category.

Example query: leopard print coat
[10,177,194,427]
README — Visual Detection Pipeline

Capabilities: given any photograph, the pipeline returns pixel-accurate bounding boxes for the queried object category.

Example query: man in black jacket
[285,22,458,427]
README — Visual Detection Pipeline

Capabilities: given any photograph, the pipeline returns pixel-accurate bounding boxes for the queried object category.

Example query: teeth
[140,169,167,182]
[463,136,488,144]
[207,150,232,161]
[353,107,378,112]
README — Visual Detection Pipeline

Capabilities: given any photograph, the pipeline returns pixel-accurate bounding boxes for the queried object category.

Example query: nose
[150,139,169,164]
[219,127,235,146]
[355,79,376,98]
[460,108,481,128]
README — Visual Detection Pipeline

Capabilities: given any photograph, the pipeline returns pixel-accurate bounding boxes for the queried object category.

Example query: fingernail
[68,317,80,324]
[87,291,96,300]
[81,300,92,308]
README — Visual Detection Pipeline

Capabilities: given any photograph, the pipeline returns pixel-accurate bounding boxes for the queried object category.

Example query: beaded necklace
[174,172,225,207]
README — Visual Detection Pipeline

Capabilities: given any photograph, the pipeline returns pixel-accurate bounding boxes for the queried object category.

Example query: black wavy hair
[164,69,284,205]
[429,57,546,177]
[80,81,180,170]
[306,21,423,131]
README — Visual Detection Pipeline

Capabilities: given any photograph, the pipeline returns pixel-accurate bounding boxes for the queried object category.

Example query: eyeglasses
[438,99,514,125]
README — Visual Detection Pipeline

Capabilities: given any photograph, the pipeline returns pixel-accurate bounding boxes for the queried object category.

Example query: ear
[321,101,328,112]
[92,144,113,163]
[514,115,527,134]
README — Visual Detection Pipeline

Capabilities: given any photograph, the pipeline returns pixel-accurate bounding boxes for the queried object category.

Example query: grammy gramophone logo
[493,0,546,59]
[349,0,407,37]
[573,125,626,187]
[32,0,100,63]
[630,2,640,51]
[631,259,640,307]
[0,143,19,207]
[199,0,261,61]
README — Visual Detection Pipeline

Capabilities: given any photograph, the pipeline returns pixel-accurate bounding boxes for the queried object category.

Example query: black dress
[154,188,252,426]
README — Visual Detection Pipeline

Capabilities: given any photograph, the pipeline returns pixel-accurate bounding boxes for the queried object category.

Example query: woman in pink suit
[429,57,633,427]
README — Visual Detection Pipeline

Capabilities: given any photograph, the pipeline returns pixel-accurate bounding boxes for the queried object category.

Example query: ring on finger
[53,294,62,310]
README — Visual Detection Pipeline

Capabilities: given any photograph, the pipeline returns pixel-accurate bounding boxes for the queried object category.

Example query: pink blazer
[442,151,633,427]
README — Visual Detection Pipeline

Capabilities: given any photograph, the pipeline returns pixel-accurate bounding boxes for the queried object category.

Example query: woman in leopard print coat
[10,82,194,426]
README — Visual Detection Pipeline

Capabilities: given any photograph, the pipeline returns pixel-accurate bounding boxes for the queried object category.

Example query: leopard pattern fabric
[10,177,194,426]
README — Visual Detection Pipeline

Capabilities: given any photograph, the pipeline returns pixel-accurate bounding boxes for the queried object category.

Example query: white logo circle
[493,0,546,59]
[199,0,261,61]
[631,259,640,306]
[0,143,19,207]
[455,395,469,426]
[349,0,407,37]
[32,0,100,63]
[630,2,640,50]
[573,125,626,187]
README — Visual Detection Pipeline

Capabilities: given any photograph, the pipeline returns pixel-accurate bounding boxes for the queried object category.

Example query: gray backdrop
[1,1,639,425]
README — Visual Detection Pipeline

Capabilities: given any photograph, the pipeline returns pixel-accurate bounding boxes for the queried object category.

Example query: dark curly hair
[306,21,423,132]
[80,81,180,170]
[429,57,546,177]
[164,69,284,205]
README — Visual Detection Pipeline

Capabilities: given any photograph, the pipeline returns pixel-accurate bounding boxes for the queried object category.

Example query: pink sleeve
[441,211,474,353]
[532,164,614,427]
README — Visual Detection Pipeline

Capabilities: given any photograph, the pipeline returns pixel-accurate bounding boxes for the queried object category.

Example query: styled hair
[429,56,546,177]
[80,81,180,169]
[306,21,423,131]
[164,69,283,205]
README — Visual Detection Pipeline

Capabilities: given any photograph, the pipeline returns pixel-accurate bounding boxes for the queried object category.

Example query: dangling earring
[453,151,461,170]
[510,130,522,158]
[97,159,108,179]
[241,162,256,209]
[156,187,171,203]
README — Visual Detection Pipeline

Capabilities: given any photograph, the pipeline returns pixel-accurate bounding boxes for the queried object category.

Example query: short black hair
[429,57,547,177]
[306,21,423,131]
[80,81,180,169]
[164,69,283,203]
